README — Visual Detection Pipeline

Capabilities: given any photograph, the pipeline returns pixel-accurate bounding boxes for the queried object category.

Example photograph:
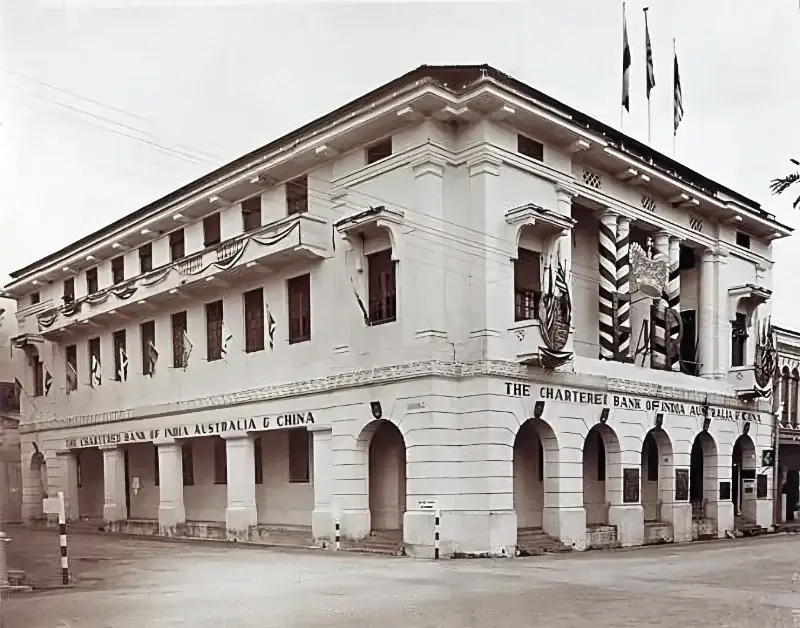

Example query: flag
[221,323,233,357]
[44,370,52,396]
[13,378,23,401]
[90,354,101,388]
[621,5,631,112]
[673,47,684,135]
[350,277,371,326]
[147,341,159,376]
[181,329,193,367]
[117,346,128,382]
[644,11,655,99]
[266,305,276,350]
[66,362,78,392]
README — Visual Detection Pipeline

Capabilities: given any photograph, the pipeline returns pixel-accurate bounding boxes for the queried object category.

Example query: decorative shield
[753,316,776,397]
[537,252,573,370]
[370,401,383,420]
[630,240,668,298]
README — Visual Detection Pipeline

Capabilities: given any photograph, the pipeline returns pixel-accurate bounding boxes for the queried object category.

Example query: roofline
[774,325,800,339]
[9,63,791,280]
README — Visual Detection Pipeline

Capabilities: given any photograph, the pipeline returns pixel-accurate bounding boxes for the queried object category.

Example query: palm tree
[770,158,800,209]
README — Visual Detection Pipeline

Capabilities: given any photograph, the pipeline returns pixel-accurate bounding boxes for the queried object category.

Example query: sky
[0,1,798,323]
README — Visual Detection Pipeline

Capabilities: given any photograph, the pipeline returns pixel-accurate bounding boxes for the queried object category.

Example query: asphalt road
[5,529,800,627]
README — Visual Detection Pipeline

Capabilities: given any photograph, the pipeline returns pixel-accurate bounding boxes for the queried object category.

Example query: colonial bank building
[5,65,790,558]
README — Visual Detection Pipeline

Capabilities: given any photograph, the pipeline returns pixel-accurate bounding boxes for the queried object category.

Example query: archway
[732,434,757,521]
[690,431,718,520]
[368,421,406,532]
[514,418,559,530]
[640,428,674,523]
[582,424,621,526]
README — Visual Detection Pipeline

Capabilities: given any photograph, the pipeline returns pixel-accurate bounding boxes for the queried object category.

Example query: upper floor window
[171,310,189,368]
[782,369,791,425]
[731,312,748,368]
[287,274,311,344]
[139,243,153,273]
[242,196,262,232]
[88,336,101,387]
[366,138,392,165]
[367,249,396,325]
[735,232,751,249]
[203,213,221,247]
[286,175,308,215]
[29,354,44,397]
[514,248,541,322]
[169,229,185,262]
[243,288,265,353]
[111,256,125,285]
[63,278,75,304]
[205,300,224,362]
[517,134,544,162]
[86,268,99,295]
[29,292,40,306]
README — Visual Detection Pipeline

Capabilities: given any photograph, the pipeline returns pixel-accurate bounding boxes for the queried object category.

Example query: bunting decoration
[621,2,631,113]
[644,8,655,99]
[147,341,159,376]
[266,305,277,350]
[181,330,193,367]
[117,346,129,382]
[90,354,102,388]
[66,362,78,393]
[44,370,52,396]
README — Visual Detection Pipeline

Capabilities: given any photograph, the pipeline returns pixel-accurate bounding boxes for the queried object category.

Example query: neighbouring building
[774,325,800,523]
[3,65,792,557]
[0,296,24,524]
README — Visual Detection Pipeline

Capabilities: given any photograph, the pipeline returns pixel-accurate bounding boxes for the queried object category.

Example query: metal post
[434,511,440,560]
[58,492,68,585]
[334,521,340,551]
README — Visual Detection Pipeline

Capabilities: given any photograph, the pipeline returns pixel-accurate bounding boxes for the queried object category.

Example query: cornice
[19,358,766,434]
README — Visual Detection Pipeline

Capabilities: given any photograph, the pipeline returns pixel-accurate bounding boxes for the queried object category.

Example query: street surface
[5,529,800,627]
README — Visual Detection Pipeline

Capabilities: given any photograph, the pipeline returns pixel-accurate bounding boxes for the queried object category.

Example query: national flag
[350,277,371,326]
[621,5,631,112]
[266,305,277,350]
[66,362,78,392]
[147,341,159,376]
[220,323,234,357]
[44,370,52,396]
[181,329,193,367]
[644,11,655,99]
[13,378,23,400]
[673,48,684,134]
[90,354,101,388]
[117,346,129,382]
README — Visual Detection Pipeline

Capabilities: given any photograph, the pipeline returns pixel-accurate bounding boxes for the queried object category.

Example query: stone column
[224,433,257,538]
[714,252,730,379]
[101,445,127,523]
[55,450,79,522]
[667,237,682,371]
[698,249,716,378]
[598,210,618,360]
[309,425,334,542]
[156,439,185,533]
[542,430,586,549]
[615,216,632,360]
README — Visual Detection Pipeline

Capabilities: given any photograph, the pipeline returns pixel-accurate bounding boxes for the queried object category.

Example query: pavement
[4,528,800,627]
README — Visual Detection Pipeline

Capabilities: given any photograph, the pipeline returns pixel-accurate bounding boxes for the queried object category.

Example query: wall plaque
[719,481,731,501]
[757,474,768,499]
[623,467,640,504]
[675,468,689,501]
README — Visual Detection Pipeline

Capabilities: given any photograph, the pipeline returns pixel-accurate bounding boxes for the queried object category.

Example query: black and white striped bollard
[434,511,440,560]
[335,521,341,551]
[59,517,69,585]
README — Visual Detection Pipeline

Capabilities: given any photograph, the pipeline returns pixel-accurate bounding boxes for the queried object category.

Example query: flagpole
[644,7,651,144]
[620,1,626,129]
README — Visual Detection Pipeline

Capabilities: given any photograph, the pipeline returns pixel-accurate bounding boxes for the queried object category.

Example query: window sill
[289,336,311,345]
[370,317,397,326]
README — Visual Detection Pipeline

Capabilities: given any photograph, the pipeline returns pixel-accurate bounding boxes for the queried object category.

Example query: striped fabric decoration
[673,45,684,134]
[598,212,618,360]
[650,234,670,369]
[667,237,681,371]
[615,216,631,360]
[621,4,631,112]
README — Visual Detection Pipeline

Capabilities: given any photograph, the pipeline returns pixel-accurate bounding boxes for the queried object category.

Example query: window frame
[205,300,224,362]
[86,268,99,295]
[517,134,544,162]
[169,229,185,262]
[203,213,222,247]
[514,247,542,322]
[112,329,127,382]
[139,243,153,273]
[287,274,311,344]
[65,344,78,391]
[366,137,393,165]
[171,310,188,368]
[243,288,265,353]
[63,277,75,303]
[111,256,125,285]
[367,248,397,325]
[140,320,156,377]
[286,175,308,216]
[241,196,262,232]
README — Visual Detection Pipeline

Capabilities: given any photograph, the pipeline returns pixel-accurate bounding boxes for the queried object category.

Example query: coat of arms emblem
[537,254,573,369]
[753,316,776,397]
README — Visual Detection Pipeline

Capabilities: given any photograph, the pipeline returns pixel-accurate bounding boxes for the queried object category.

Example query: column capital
[221,431,252,441]
[668,234,682,245]
[307,424,332,434]
[555,185,578,202]
[700,248,716,263]
[99,444,119,452]
[154,437,179,447]
[599,208,618,225]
